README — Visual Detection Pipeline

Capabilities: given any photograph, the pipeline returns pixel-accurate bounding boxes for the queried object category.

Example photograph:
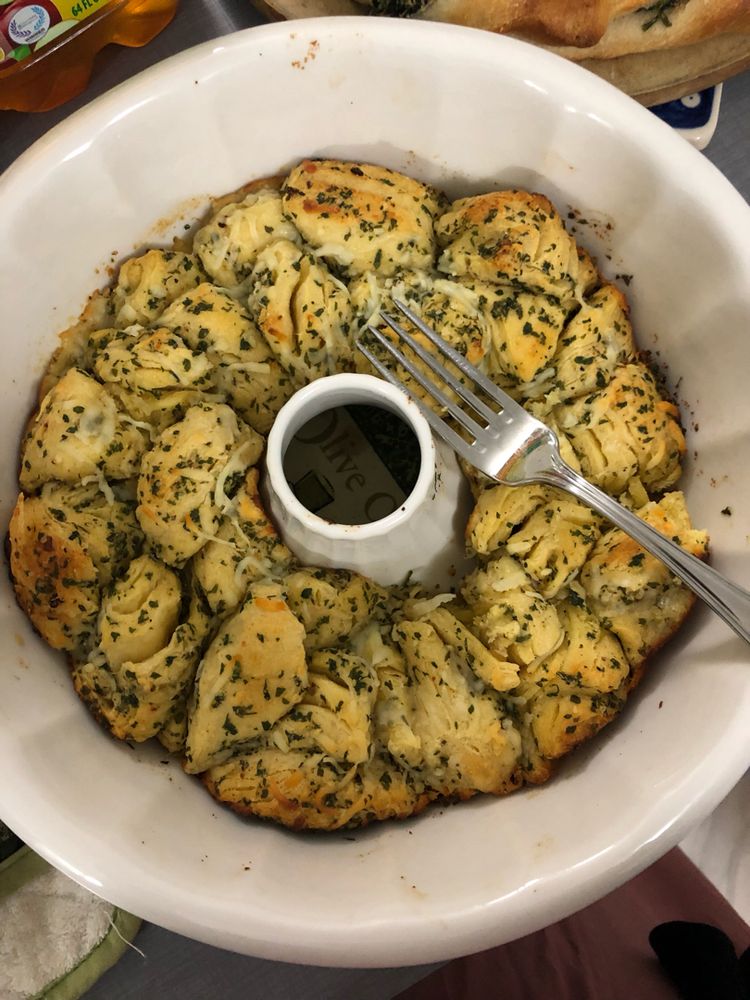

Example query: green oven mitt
[0,821,141,1000]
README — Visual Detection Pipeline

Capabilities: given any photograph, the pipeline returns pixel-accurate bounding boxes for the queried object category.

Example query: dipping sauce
[282,403,421,525]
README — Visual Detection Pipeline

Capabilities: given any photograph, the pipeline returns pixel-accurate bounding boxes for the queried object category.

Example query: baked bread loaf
[8,158,708,831]
[353,1,750,58]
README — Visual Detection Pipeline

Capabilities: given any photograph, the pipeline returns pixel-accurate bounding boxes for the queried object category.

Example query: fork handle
[542,459,750,645]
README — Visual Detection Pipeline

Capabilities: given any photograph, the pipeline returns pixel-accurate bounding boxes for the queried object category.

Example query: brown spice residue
[292,39,319,70]
[148,194,207,241]
[566,206,616,245]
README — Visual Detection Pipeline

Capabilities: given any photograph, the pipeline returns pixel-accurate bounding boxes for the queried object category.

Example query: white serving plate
[0,17,749,968]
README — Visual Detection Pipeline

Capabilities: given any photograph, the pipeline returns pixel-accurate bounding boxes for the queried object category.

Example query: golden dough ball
[436,190,594,302]
[392,616,522,796]
[204,749,433,832]
[581,491,708,674]
[554,362,686,494]
[112,249,204,328]
[248,239,354,384]
[283,567,390,652]
[8,483,141,652]
[20,368,147,492]
[283,159,444,277]
[94,327,214,395]
[135,403,263,566]
[72,583,212,744]
[192,467,293,617]
[159,281,293,434]
[185,583,308,773]
[461,555,564,667]
[272,648,379,766]
[193,188,301,290]
[98,554,182,669]
[548,283,635,403]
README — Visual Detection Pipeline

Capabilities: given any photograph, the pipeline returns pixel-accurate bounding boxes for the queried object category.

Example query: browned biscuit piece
[185,583,308,773]
[9,493,100,653]
[135,402,263,566]
[71,573,211,743]
[554,362,686,495]
[247,239,354,384]
[581,491,708,681]
[204,751,434,831]
[8,485,142,653]
[192,467,294,617]
[20,368,147,492]
[436,190,593,302]
[193,188,301,291]
[282,159,444,277]
[111,249,204,328]
[159,281,293,434]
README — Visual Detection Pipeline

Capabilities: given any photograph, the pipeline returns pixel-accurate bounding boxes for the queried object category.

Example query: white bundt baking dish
[0,17,748,967]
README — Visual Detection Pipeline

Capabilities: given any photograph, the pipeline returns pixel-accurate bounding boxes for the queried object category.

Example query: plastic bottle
[0,0,180,112]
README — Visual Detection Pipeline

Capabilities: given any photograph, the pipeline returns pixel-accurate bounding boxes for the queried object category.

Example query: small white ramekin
[264,372,472,588]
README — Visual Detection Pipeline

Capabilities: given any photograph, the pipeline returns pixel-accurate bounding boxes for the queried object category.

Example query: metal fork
[357,299,750,645]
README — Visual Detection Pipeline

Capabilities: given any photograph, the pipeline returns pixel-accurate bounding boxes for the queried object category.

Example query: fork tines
[356,299,523,453]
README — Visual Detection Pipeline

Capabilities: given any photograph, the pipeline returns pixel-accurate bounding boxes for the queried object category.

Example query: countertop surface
[1,3,748,997]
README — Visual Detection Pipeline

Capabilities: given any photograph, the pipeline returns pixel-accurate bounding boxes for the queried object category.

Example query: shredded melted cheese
[404,593,456,619]
[121,414,154,438]
[80,471,116,505]
[214,441,257,516]
[312,243,355,267]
